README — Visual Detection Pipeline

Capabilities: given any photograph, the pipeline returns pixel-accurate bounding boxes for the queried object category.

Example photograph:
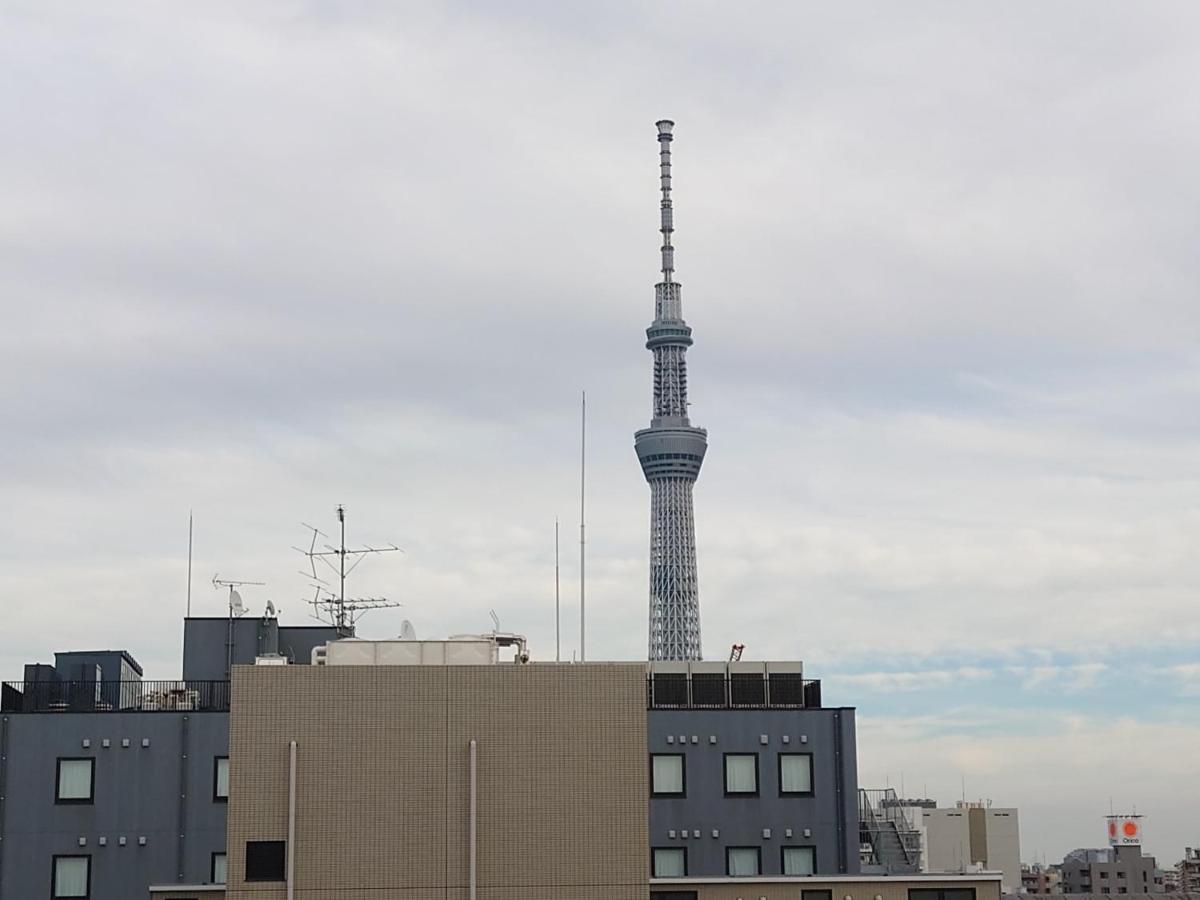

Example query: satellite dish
[230,590,247,618]
[265,600,277,618]
[399,620,417,641]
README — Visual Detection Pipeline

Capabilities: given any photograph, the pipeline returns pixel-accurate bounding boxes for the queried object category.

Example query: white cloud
[2,0,1199,858]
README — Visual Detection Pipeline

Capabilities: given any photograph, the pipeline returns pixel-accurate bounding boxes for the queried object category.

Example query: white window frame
[52,854,90,898]
[213,756,229,801]
[783,845,817,875]
[651,753,685,796]
[652,847,687,877]
[723,753,758,795]
[779,752,814,795]
[727,845,761,877]
[55,758,95,804]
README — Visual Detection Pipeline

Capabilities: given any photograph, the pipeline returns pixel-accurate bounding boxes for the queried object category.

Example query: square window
[213,757,229,802]
[651,754,685,796]
[211,851,227,884]
[779,753,813,795]
[653,847,687,877]
[245,840,286,882]
[783,845,816,875]
[909,891,977,900]
[53,855,90,898]
[56,758,95,804]
[726,846,761,876]
[724,754,758,795]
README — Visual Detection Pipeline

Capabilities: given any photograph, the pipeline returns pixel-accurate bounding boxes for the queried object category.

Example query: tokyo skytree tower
[635,120,708,661]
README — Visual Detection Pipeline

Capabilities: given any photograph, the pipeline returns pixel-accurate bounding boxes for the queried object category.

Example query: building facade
[0,615,339,900]
[917,802,1021,893]
[1060,846,1165,895]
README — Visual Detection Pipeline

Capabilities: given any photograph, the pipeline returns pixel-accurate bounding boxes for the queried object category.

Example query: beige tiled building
[223,662,649,900]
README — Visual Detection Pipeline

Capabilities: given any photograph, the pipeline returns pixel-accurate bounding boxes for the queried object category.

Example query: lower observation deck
[635,422,708,480]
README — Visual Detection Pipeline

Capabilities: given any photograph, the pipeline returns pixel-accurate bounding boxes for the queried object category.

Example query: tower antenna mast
[555,517,561,662]
[295,504,402,636]
[634,119,708,662]
[579,391,586,662]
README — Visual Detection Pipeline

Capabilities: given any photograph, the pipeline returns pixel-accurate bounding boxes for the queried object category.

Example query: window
[1116,872,1126,879]
[245,841,286,882]
[783,845,816,875]
[723,753,758,795]
[52,855,90,898]
[651,893,699,900]
[211,851,227,884]
[1101,889,1110,895]
[909,891,977,900]
[651,754,685,796]
[779,753,814,795]
[726,846,761,876]
[803,892,833,900]
[213,757,229,802]
[653,847,687,877]
[1101,871,1110,878]
[55,758,95,804]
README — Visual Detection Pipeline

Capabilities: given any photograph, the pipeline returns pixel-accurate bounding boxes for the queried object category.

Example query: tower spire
[657,119,675,284]
[635,119,708,662]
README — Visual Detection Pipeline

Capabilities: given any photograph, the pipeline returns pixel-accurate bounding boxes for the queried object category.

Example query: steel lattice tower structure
[635,120,708,661]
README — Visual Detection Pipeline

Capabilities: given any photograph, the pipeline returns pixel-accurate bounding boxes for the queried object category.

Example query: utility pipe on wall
[469,739,477,900]
[287,740,297,900]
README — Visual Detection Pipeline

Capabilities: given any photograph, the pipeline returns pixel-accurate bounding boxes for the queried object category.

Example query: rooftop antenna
[555,518,561,662]
[295,504,402,636]
[186,511,194,617]
[579,390,586,662]
[213,575,265,678]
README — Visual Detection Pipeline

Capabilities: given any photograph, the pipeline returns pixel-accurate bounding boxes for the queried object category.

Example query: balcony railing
[647,672,821,709]
[1,680,230,713]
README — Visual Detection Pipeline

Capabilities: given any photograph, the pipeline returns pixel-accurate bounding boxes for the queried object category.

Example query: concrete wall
[648,707,859,877]
[920,808,1020,894]
[982,810,1020,894]
[224,663,649,900]
[0,710,228,900]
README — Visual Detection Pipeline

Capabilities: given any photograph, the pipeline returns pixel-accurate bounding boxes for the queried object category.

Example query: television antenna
[213,575,265,617]
[212,576,265,678]
[294,504,402,635]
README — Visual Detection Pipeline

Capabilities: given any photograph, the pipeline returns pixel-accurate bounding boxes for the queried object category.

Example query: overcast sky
[2,0,1198,865]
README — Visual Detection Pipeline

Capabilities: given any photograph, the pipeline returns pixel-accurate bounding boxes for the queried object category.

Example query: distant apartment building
[1059,847,1165,894]
[1022,862,1064,894]
[1177,847,1200,894]
[869,799,1021,894]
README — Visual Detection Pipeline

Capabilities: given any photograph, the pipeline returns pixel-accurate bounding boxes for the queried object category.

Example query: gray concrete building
[1060,846,1165,895]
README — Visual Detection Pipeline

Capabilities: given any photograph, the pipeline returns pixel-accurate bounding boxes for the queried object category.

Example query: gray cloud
[2,0,1198,859]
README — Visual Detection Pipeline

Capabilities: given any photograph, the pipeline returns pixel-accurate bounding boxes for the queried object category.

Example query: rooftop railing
[1,680,230,713]
[647,672,821,709]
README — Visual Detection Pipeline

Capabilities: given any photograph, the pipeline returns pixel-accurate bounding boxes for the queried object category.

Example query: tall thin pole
[186,511,193,617]
[555,518,561,662]
[579,390,586,662]
[337,504,346,633]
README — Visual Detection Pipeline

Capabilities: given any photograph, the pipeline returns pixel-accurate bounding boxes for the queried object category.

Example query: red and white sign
[1107,816,1142,846]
